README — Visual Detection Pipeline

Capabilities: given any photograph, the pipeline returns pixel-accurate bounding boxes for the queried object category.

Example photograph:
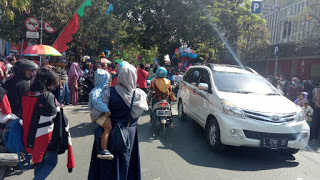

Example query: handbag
[107,91,136,153]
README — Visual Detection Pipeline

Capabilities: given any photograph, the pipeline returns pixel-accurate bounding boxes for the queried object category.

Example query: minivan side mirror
[198,83,213,94]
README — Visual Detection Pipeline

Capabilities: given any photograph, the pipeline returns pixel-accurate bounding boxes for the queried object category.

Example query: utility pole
[40,12,43,45]
[40,12,43,64]
[274,0,280,76]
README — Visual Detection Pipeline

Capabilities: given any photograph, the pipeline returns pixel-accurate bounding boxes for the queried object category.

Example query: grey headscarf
[115,63,148,118]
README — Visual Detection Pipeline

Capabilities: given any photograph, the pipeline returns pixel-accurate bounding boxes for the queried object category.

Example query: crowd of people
[3,52,320,179]
[269,74,320,143]
[0,53,180,179]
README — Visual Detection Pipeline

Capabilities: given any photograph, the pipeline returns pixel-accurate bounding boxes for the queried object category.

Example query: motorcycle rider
[150,67,174,128]
[3,59,39,115]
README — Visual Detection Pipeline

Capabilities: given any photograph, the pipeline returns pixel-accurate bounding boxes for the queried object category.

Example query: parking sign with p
[274,45,280,56]
[251,1,262,14]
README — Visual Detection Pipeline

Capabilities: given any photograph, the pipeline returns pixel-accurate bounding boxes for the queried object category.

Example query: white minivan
[177,64,310,154]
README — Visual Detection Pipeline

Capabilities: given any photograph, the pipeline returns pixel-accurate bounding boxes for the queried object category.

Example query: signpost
[24,15,56,64]
[44,21,57,33]
[274,44,280,76]
[25,17,40,32]
[262,4,280,13]
[251,1,262,14]
[26,31,39,39]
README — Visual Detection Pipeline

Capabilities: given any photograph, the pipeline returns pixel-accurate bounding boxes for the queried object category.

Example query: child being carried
[89,69,113,160]
[302,99,313,127]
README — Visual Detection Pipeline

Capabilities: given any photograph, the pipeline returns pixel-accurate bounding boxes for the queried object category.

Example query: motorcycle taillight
[160,103,168,106]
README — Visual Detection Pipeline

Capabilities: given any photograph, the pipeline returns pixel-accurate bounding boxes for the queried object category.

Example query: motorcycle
[150,99,173,132]
[0,119,19,179]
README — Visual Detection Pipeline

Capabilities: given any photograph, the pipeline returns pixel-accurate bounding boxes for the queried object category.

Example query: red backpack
[21,92,39,153]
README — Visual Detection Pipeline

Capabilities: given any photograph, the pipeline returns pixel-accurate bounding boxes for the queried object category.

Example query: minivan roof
[192,63,258,74]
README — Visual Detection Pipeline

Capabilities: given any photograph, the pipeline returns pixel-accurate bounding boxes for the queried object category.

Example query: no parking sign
[25,17,40,32]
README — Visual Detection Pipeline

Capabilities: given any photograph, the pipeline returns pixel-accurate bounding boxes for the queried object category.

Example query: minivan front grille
[243,110,296,123]
[243,130,298,141]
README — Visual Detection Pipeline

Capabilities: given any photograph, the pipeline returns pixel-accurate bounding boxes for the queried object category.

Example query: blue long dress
[88,87,141,180]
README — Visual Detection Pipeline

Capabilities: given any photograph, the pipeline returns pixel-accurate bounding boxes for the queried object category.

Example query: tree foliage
[0,0,31,21]
[290,0,320,54]
[0,0,270,64]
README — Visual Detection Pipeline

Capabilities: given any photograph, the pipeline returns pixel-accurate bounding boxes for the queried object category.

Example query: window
[189,69,201,86]
[282,21,292,39]
[184,68,201,87]
[212,72,278,95]
[199,69,211,88]
[288,21,292,37]
[183,69,194,82]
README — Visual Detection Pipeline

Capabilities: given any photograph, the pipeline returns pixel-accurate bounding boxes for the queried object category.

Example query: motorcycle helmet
[12,59,39,77]
[117,61,128,72]
[156,67,167,78]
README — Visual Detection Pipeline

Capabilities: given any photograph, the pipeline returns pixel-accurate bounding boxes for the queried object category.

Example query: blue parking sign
[274,44,280,56]
[251,1,262,14]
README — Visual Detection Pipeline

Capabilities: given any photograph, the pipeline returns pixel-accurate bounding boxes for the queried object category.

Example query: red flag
[53,14,79,52]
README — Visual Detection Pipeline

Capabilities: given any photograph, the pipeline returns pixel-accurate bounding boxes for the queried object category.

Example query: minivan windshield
[212,72,279,95]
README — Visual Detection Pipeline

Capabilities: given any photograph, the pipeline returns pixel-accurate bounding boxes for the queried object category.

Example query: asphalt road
[4,104,320,180]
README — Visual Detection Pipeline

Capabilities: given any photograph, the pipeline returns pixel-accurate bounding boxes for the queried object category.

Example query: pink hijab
[68,62,81,84]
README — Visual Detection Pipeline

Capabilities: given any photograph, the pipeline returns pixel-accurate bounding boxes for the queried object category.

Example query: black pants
[311,107,320,140]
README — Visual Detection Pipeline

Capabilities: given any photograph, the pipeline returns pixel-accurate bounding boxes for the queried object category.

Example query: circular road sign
[44,21,57,33]
[25,17,40,32]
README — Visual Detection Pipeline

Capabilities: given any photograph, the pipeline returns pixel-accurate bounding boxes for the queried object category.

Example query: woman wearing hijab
[68,62,81,105]
[287,77,302,102]
[88,63,148,180]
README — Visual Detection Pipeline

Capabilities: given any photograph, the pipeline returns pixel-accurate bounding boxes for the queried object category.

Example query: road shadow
[303,142,320,153]
[138,115,300,171]
[63,104,90,114]
[69,122,97,138]
[4,161,31,179]
[4,169,24,179]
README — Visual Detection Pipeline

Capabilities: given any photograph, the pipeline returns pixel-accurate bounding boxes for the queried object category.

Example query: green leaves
[0,0,31,21]
[0,0,269,64]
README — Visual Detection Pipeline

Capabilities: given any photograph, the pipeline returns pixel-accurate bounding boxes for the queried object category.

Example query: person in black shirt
[3,59,38,115]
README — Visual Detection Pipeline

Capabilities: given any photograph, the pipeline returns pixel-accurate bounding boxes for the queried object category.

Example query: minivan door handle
[193,89,197,95]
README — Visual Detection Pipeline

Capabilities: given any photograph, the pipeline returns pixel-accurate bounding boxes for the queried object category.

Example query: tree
[0,0,270,65]
[293,0,320,53]
[0,0,31,21]
[201,0,270,63]
[0,0,77,43]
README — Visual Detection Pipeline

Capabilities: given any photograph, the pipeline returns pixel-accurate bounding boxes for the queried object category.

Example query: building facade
[248,0,320,80]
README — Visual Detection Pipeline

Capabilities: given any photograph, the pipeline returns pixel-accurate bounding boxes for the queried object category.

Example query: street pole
[40,12,43,45]
[40,12,43,65]
[274,0,280,77]
[275,55,278,76]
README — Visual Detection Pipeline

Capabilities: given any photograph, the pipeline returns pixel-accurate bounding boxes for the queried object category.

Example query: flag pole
[52,0,89,46]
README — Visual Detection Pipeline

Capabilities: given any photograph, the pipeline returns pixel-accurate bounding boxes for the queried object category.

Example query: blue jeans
[59,83,70,105]
[34,151,58,180]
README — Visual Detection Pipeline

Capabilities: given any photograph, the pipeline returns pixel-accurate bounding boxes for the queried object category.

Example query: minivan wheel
[206,118,225,152]
[178,100,186,120]
[280,148,299,155]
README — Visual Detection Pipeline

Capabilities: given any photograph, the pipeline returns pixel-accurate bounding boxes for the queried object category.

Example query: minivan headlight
[295,110,306,122]
[221,100,245,119]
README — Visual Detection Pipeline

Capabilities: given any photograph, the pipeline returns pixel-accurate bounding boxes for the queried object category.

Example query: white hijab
[115,63,148,118]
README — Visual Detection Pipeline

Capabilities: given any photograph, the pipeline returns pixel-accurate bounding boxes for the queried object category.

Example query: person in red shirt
[137,64,148,93]
[0,86,12,120]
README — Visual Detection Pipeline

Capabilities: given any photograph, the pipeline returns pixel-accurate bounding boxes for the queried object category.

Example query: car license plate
[261,138,288,149]
[156,110,171,117]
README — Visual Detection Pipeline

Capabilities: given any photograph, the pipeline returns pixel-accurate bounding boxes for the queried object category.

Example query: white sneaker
[97,150,114,160]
